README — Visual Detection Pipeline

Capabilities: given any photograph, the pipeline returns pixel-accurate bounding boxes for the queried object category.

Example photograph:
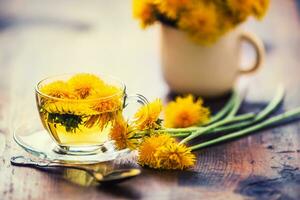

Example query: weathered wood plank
[0,0,299,200]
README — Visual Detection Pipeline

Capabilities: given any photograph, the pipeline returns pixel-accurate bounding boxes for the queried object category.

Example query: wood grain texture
[0,0,299,199]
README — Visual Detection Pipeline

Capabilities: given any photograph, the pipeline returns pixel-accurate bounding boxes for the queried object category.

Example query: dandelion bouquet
[133,0,270,45]
[38,73,300,170]
[111,87,300,170]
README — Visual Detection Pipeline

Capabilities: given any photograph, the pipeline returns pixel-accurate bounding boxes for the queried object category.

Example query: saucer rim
[13,123,130,164]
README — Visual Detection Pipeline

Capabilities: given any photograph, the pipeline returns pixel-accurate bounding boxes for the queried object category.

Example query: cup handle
[239,32,265,74]
[123,94,149,123]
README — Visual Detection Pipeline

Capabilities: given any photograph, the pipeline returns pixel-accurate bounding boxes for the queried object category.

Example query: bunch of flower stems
[138,86,300,151]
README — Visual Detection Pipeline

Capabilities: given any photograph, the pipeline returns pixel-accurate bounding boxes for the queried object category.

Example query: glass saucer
[13,120,130,164]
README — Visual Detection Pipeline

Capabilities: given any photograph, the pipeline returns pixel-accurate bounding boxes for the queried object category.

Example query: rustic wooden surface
[0,0,300,199]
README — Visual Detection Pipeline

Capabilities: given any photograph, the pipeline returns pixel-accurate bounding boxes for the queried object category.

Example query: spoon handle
[11,156,141,184]
[10,156,95,174]
[11,156,51,167]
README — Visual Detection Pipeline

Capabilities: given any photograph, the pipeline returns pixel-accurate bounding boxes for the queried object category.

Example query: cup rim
[35,73,126,102]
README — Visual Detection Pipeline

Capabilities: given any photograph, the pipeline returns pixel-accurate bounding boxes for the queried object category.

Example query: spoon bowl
[11,156,141,184]
[95,169,141,184]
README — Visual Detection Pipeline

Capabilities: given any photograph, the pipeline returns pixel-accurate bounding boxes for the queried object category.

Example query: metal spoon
[11,156,141,184]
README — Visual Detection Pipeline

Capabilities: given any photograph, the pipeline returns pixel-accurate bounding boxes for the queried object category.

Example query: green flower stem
[211,120,253,133]
[135,127,199,136]
[170,133,191,137]
[132,131,191,139]
[133,113,253,139]
[179,92,243,144]
[169,113,253,138]
[179,113,252,144]
[225,90,242,119]
[206,90,236,125]
[254,86,284,121]
[180,86,284,144]
[190,107,300,151]
[162,127,199,133]
[225,113,255,123]
[211,86,284,134]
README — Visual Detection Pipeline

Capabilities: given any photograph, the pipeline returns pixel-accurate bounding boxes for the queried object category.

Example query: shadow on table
[98,184,142,199]
[12,165,143,199]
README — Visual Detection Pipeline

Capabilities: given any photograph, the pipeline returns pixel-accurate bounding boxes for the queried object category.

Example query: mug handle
[123,94,149,124]
[239,32,265,74]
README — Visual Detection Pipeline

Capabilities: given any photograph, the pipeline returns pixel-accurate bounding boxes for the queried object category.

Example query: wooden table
[0,0,299,199]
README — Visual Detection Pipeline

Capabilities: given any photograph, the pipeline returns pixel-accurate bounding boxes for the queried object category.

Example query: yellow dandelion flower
[220,15,236,33]
[89,85,123,113]
[155,143,196,170]
[178,2,219,45]
[227,0,269,20]
[164,95,210,128]
[134,99,163,130]
[228,0,253,20]
[39,81,75,99]
[43,101,93,115]
[252,0,269,19]
[133,0,156,28]
[138,134,175,168]
[110,116,138,150]
[95,85,123,98]
[68,73,105,99]
[84,112,115,130]
[155,0,190,19]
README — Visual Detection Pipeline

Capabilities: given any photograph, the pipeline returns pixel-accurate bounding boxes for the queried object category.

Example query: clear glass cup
[35,74,148,155]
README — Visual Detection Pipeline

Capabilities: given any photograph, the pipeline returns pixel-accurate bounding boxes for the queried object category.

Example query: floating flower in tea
[68,73,105,99]
[38,73,123,139]
[39,81,75,99]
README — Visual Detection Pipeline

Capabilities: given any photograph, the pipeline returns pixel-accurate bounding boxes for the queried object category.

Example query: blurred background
[0,0,163,95]
[0,0,299,131]
[0,0,164,130]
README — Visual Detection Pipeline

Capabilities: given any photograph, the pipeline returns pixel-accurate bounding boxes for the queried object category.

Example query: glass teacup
[35,74,148,155]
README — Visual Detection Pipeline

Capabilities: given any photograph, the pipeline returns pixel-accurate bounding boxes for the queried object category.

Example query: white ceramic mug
[160,25,265,97]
